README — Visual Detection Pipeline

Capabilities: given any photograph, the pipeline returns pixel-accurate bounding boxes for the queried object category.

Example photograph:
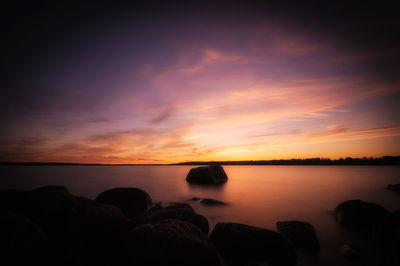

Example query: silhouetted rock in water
[340,244,364,262]
[95,187,152,218]
[190,197,201,201]
[0,208,48,265]
[334,200,391,234]
[201,198,227,206]
[186,165,228,185]
[130,207,209,235]
[165,202,194,211]
[276,220,320,255]
[210,222,297,266]
[121,219,221,266]
[387,184,400,193]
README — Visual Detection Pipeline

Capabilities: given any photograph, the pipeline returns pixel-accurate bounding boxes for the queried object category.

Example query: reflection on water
[1,165,399,265]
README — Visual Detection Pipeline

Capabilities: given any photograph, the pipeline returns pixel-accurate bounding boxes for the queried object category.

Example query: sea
[1,165,399,266]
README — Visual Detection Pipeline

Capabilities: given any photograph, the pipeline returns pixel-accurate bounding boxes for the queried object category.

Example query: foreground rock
[387,184,400,193]
[340,244,364,262]
[0,186,129,265]
[393,210,400,226]
[95,187,152,218]
[276,220,320,255]
[130,207,209,234]
[334,200,391,233]
[0,189,29,213]
[122,219,221,266]
[165,202,194,211]
[210,222,297,266]
[0,208,48,264]
[201,198,227,206]
[186,165,228,185]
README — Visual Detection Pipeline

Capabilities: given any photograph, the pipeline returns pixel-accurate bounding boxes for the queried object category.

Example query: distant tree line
[174,156,400,166]
[1,156,399,166]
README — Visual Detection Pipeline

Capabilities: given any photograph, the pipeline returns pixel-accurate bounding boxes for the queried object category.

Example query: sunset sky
[1,1,399,163]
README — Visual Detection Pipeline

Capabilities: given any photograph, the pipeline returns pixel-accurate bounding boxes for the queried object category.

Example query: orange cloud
[307,125,400,140]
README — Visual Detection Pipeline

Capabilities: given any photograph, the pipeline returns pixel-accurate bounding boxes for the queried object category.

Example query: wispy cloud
[307,125,400,140]
[247,130,301,139]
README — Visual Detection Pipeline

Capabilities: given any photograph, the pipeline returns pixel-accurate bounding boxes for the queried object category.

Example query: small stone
[340,244,363,261]
[200,198,227,206]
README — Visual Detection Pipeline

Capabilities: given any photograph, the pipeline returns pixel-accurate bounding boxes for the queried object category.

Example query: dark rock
[372,214,398,243]
[73,197,129,265]
[130,207,209,235]
[245,263,271,266]
[95,187,152,218]
[276,220,319,255]
[387,184,400,192]
[122,219,221,266]
[2,186,81,263]
[3,186,129,265]
[334,200,391,233]
[393,210,400,225]
[392,210,400,242]
[24,186,83,244]
[165,202,194,211]
[186,165,228,185]
[392,210,400,244]
[0,189,29,214]
[190,197,201,201]
[148,201,163,212]
[340,244,364,262]
[32,185,69,193]
[0,208,48,265]
[200,198,227,206]
[210,222,297,266]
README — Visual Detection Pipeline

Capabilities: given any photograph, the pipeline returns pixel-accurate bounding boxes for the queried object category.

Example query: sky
[1,1,400,163]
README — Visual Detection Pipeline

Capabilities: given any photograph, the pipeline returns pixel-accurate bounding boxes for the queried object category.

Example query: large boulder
[0,189,29,214]
[334,200,391,233]
[23,186,83,246]
[130,207,209,235]
[210,222,297,266]
[72,197,130,265]
[0,208,48,265]
[121,219,221,266]
[1,186,130,265]
[95,187,152,218]
[186,165,228,185]
[276,220,320,255]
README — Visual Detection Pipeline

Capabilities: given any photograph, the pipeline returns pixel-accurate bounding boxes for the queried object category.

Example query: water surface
[1,165,399,265]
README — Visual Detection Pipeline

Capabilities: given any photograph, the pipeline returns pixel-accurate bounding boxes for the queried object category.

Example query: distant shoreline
[1,156,399,166]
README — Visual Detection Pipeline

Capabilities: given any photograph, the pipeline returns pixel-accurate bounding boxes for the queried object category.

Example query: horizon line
[1,155,399,166]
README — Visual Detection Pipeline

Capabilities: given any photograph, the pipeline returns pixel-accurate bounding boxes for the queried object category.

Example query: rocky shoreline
[1,184,399,266]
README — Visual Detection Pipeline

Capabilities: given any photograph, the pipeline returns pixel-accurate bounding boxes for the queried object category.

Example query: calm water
[1,165,400,265]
